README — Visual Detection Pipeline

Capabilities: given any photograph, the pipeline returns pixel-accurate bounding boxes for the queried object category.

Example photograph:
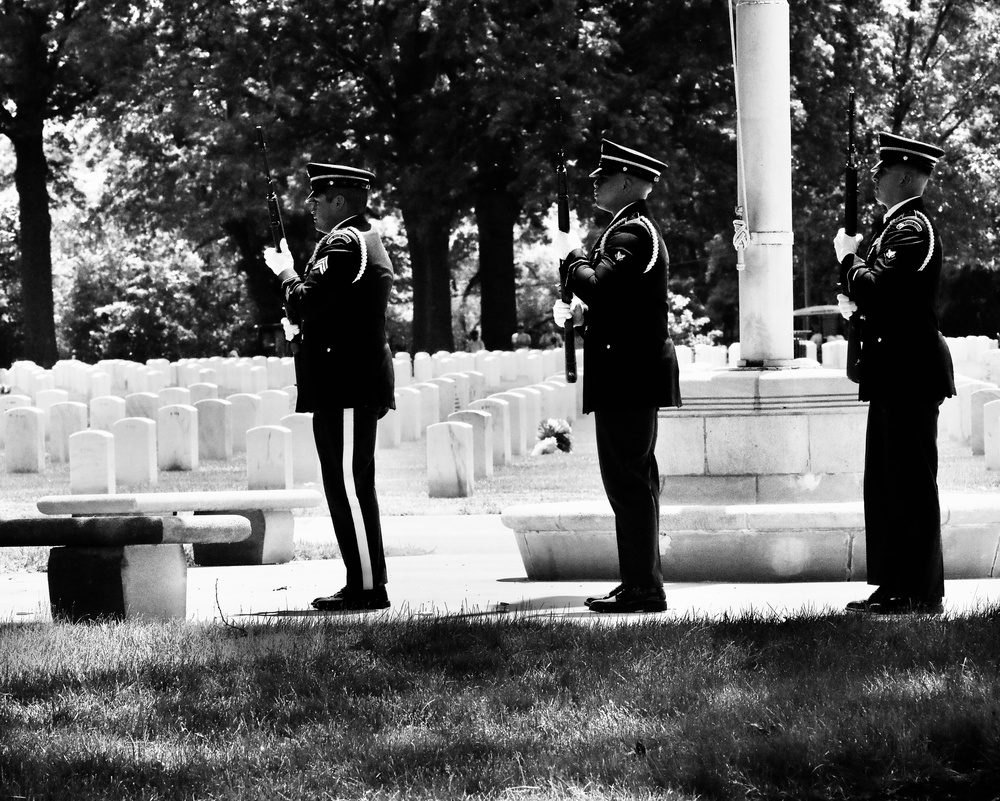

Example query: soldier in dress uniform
[834,131,956,615]
[264,162,395,612]
[552,139,682,614]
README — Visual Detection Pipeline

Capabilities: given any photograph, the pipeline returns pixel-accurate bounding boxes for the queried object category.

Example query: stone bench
[0,514,251,621]
[501,494,1000,583]
[36,489,323,567]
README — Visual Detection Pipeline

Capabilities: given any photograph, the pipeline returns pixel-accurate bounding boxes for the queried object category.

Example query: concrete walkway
[3,513,999,623]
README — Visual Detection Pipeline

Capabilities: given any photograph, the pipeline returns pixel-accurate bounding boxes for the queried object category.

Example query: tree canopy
[1,0,998,367]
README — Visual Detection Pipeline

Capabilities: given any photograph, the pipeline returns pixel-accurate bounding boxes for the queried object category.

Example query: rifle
[554,95,577,383]
[840,91,862,382]
[255,126,298,353]
[255,126,286,251]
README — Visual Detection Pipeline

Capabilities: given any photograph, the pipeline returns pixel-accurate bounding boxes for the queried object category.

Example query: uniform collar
[883,196,923,222]
[333,213,369,231]
[609,199,648,225]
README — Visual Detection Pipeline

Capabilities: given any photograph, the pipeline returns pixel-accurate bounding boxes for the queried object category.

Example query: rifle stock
[554,95,577,383]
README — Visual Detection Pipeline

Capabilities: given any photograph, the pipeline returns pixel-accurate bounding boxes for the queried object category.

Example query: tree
[0,0,151,366]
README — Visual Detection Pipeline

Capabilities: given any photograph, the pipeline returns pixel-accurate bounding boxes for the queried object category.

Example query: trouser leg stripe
[342,409,374,590]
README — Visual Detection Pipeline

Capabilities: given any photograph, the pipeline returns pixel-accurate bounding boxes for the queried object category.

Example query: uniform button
[326,347,332,353]
[606,344,611,350]
[877,337,882,343]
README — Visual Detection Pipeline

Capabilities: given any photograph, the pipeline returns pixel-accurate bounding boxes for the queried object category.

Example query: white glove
[552,299,572,327]
[281,317,300,341]
[551,229,583,262]
[264,238,295,276]
[552,297,585,327]
[836,293,857,320]
[732,218,751,251]
[833,228,863,263]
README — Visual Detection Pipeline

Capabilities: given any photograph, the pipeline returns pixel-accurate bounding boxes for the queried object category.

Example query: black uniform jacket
[279,215,395,412]
[566,200,682,414]
[842,197,955,402]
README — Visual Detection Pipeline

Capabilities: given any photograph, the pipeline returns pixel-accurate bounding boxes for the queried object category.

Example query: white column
[735,0,794,366]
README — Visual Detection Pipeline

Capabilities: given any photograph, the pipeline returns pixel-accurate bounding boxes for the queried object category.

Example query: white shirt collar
[883,196,920,221]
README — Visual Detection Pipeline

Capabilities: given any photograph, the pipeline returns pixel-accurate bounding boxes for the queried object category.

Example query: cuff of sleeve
[277,269,298,284]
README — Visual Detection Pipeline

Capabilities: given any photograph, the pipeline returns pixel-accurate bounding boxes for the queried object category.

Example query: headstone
[49,401,89,463]
[395,387,422,441]
[468,397,511,467]
[195,398,233,461]
[5,407,45,473]
[0,394,31,448]
[227,393,262,453]
[259,389,292,425]
[157,404,199,471]
[413,353,433,381]
[440,372,471,409]
[427,377,457,418]
[189,382,219,404]
[69,430,115,494]
[35,388,69,435]
[410,383,440,432]
[426,422,474,497]
[246,425,293,489]
[113,417,157,487]
[490,391,528,457]
[447,410,493,479]
[89,395,126,432]
[378,406,402,449]
[125,392,161,421]
[280,412,319,485]
[88,371,112,400]
[984,399,1000,471]
[970,388,1000,455]
[159,386,192,407]
[250,366,269,393]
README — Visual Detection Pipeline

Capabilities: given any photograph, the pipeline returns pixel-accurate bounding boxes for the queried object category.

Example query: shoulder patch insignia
[895,218,924,233]
[313,256,328,275]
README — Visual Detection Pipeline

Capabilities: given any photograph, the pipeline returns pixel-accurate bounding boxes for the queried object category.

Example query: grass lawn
[2,413,1000,799]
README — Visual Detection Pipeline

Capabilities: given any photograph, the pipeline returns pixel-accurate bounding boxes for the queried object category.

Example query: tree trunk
[401,203,454,354]
[11,126,58,367]
[475,188,519,351]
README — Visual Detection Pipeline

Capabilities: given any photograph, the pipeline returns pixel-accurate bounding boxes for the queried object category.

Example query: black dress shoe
[845,587,892,613]
[312,586,390,612]
[847,593,943,616]
[585,583,626,607]
[871,597,944,616]
[589,585,667,614]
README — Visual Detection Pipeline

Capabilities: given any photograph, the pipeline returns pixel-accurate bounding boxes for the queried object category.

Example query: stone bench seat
[501,494,1000,583]
[0,514,251,622]
[36,489,324,567]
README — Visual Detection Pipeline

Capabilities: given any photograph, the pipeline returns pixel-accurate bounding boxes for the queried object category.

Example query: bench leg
[48,545,187,622]
[191,510,294,566]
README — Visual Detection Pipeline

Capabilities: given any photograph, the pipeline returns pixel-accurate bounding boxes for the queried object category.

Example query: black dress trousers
[594,406,663,588]
[862,397,944,602]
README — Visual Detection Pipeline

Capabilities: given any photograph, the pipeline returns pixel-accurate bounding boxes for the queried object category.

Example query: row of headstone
[947,335,1000,384]
[0,385,297,452]
[942,376,1000,462]
[3,392,319,487]
[57,422,308,495]
[0,356,297,405]
[425,376,577,498]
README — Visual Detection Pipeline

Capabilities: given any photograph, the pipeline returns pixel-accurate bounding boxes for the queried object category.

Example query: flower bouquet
[531,417,572,455]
